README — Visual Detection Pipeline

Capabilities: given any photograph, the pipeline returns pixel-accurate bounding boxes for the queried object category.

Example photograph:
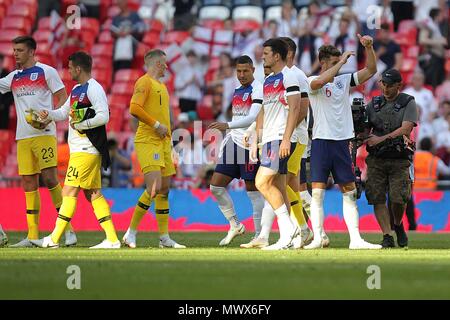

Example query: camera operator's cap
[381,69,402,84]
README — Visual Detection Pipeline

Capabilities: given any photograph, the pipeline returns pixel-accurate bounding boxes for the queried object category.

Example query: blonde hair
[144,49,166,67]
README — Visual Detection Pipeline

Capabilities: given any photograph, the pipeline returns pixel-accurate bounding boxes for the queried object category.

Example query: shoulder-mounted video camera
[351,98,368,135]
[350,98,369,200]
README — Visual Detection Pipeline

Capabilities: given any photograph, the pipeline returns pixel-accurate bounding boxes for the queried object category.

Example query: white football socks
[210,185,240,229]
[247,191,264,238]
[274,204,295,241]
[311,188,325,242]
[300,190,312,217]
[258,201,275,241]
[343,189,363,242]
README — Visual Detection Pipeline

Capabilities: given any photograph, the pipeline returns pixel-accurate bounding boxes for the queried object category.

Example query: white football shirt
[262,66,300,144]
[47,78,109,155]
[308,73,359,140]
[228,79,263,149]
[0,62,65,140]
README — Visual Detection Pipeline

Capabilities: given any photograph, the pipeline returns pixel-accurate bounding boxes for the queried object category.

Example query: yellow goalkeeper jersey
[130,74,171,143]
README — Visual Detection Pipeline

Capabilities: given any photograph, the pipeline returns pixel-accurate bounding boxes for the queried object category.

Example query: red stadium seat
[59,69,77,91]
[197,105,215,120]
[92,69,112,91]
[0,29,26,43]
[80,31,96,51]
[146,19,164,33]
[0,0,12,7]
[114,69,144,83]
[1,17,31,33]
[209,57,220,71]
[398,19,416,33]
[98,31,114,44]
[91,56,112,70]
[36,41,51,55]
[37,17,51,30]
[101,18,112,31]
[401,58,417,72]
[17,0,37,6]
[127,0,140,11]
[163,31,190,46]
[32,30,53,43]
[0,6,6,20]
[7,4,37,24]
[142,31,161,47]
[200,95,213,109]
[80,17,100,35]
[91,43,114,58]
[404,45,419,58]
[132,43,150,69]
[0,43,12,56]
[201,19,225,30]
[233,19,261,32]
[3,55,15,71]
[107,114,123,132]
[111,82,134,96]
[35,54,55,66]
[108,94,131,109]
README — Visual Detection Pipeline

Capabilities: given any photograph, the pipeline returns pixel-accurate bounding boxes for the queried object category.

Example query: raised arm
[356,34,377,85]
[309,51,355,90]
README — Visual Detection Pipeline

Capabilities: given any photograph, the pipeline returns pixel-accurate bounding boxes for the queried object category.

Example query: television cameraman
[364,69,418,248]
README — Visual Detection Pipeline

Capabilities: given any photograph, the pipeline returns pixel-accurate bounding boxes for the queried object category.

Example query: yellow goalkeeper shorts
[135,138,175,177]
[287,143,306,176]
[64,152,102,190]
[17,135,57,175]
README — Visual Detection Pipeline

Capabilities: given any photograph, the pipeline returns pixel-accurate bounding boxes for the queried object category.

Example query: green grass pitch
[1,232,450,299]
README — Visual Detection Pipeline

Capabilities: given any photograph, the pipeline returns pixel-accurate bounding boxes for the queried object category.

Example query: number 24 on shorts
[67,166,79,179]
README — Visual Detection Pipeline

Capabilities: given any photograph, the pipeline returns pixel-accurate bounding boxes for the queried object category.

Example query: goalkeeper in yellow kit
[122,49,186,248]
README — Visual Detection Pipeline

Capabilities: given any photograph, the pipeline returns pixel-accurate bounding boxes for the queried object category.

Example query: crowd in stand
[0,0,449,189]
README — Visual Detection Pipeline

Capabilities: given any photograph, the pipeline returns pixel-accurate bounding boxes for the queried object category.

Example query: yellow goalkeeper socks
[51,196,77,243]
[155,194,169,237]
[49,184,73,233]
[92,195,118,243]
[287,186,308,229]
[25,190,41,240]
[129,190,152,231]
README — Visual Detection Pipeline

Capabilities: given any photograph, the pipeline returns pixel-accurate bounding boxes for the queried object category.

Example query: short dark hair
[279,37,297,56]
[68,51,92,73]
[12,36,37,50]
[236,55,253,65]
[263,38,288,61]
[318,45,341,62]
[429,8,440,20]
[420,137,433,151]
